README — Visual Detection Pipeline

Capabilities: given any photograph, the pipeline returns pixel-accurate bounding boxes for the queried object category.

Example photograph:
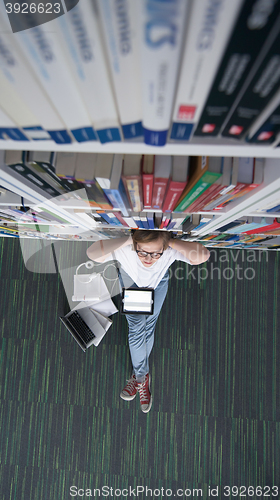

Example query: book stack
[0,0,280,149]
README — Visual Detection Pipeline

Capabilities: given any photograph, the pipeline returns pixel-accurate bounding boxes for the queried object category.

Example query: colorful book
[56,0,122,143]
[162,156,189,212]
[151,156,172,210]
[194,0,280,138]
[170,0,244,141]
[97,0,143,139]
[142,155,155,209]
[100,155,131,216]
[137,0,190,146]
[122,154,143,212]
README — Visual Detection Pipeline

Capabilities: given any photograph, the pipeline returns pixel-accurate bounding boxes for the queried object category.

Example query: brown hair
[132,230,172,252]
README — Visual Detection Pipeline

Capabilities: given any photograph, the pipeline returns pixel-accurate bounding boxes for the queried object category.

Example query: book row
[1,0,280,147]
[2,151,266,217]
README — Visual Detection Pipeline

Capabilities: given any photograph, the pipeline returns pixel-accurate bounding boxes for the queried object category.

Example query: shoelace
[125,376,136,392]
[137,379,149,403]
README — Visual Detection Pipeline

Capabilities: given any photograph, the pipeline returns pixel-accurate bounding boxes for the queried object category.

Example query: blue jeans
[119,269,169,383]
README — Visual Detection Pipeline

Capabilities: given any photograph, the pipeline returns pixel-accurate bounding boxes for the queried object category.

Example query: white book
[97,0,143,139]
[8,10,97,143]
[136,0,190,146]
[0,105,29,142]
[0,71,51,141]
[56,0,122,143]
[170,0,244,141]
[0,10,72,144]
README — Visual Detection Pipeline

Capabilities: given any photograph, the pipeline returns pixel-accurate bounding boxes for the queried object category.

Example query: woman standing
[87,230,210,413]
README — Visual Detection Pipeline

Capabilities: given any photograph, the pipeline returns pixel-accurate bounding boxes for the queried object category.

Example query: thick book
[100,155,131,216]
[170,0,244,141]
[244,218,280,235]
[122,154,143,212]
[194,0,280,138]
[0,107,29,142]
[54,153,78,179]
[0,71,51,141]
[0,9,72,144]
[10,12,97,143]
[137,0,190,146]
[94,154,114,190]
[174,156,221,212]
[162,156,190,212]
[186,157,225,212]
[6,162,61,199]
[97,0,143,139]
[151,156,172,210]
[74,154,98,183]
[222,27,280,139]
[56,0,122,144]
[141,155,155,209]
[213,157,260,210]
[246,88,280,144]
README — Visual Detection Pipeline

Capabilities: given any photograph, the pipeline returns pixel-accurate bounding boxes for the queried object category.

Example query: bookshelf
[1,1,280,247]
[0,140,280,158]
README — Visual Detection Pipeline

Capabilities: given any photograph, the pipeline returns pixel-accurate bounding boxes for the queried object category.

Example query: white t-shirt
[101,244,191,288]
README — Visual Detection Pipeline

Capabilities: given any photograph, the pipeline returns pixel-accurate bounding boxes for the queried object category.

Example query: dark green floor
[0,238,279,499]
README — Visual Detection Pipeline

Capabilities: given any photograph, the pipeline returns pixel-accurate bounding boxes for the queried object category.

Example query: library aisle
[0,237,279,498]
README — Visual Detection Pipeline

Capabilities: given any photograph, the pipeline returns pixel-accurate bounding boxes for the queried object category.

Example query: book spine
[151,178,169,210]
[161,180,187,212]
[138,0,190,146]
[97,0,143,139]
[103,186,130,217]
[187,183,222,213]
[247,101,280,144]
[170,0,243,141]
[175,173,221,212]
[194,0,280,138]
[213,183,249,210]
[0,108,29,141]
[122,176,143,212]
[12,17,97,142]
[222,28,280,138]
[142,174,154,209]
[147,213,155,229]
[56,0,122,143]
[0,9,72,144]
[7,163,61,199]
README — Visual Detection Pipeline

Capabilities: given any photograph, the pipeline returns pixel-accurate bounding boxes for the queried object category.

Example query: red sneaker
[136,373,152,413]
[120,374,137,401]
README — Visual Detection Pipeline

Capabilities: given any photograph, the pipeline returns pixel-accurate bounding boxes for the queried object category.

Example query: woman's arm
[86,235,133,262]
[169,239,210,265]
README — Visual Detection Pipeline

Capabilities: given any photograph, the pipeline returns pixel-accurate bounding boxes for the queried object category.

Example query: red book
[214,183,259,210]
[245,218,280,235]
[141,155,154,209]
[187,183,222,212]
[162,180,188,212]
[151,156,172,210]
[162,156,189,212]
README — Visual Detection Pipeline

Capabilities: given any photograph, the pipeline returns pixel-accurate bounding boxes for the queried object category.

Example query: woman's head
[131,230,172,268]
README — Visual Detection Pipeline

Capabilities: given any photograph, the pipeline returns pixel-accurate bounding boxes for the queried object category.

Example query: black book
[194,0,280,137]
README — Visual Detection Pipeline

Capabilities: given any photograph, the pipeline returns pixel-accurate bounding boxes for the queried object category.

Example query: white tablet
[121,287,154,315]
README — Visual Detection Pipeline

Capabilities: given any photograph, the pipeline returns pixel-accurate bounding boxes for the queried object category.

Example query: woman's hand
[86,235,133,262]
[169,239,210,265]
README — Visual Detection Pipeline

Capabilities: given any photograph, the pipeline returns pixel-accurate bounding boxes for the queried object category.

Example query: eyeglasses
[136,249,164,260]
